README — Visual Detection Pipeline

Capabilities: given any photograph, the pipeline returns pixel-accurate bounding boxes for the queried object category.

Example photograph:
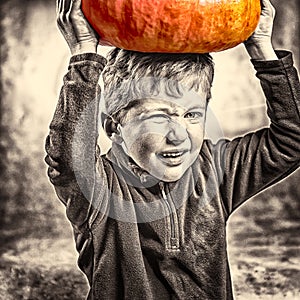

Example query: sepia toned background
[0,0,299,299]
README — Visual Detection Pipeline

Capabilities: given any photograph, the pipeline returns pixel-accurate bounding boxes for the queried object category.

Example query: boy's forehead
[103,76,210,117]
[132,86,207,108]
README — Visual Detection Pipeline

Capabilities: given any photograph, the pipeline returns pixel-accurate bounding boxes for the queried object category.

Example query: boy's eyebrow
[141,107,179,116]
[187,105,206,111]
[139,106,206,119]
[138,108,173,119]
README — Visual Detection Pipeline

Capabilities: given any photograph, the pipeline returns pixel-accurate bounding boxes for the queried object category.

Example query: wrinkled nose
[166,121,188,145]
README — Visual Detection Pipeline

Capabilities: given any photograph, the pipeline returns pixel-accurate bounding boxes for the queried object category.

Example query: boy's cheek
[125,133,166,154]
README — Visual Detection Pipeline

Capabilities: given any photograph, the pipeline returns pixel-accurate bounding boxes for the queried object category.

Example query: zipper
[159,182,180,250]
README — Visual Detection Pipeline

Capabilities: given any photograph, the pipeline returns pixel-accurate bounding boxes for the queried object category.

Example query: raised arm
[216,0,300,214]
[45,0,107,228]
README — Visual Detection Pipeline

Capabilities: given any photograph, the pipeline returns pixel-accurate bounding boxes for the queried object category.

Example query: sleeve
[45,53,108,230]
[216,50,300,215]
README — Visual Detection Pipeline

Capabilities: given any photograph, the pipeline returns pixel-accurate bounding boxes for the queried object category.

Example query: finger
[69,0,89,25]
[268,1,276,19]
[72,0,82,11]
[260,0,274,18]
[70,0,84,19]
[57,0,64,25]
[59,0,72,14]
[65,0,73,22]
[58,0,73,24]
[56,0,63,14]
[261,0,275,14]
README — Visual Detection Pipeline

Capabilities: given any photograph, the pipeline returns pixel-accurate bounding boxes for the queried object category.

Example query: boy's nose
[166,121,188,145]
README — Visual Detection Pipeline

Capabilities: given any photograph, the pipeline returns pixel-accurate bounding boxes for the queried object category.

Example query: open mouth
[157,150,188,166]
[161,151,184,158]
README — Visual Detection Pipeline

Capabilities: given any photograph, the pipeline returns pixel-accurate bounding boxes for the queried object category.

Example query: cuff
[69,52,107,68]
[66,53,107,84]
[251,50,294,72]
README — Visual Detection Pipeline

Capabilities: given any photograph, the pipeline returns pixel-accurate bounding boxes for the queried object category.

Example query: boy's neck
[106,143,160,188]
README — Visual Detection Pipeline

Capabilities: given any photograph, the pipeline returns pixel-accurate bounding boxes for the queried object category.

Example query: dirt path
[0,238,88,300]
[227,197,300,299]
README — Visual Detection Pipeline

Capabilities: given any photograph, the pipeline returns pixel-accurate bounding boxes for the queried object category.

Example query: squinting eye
[147,114,170,124]
[184,112,203,119]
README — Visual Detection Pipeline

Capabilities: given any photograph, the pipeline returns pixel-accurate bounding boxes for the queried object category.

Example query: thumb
[72,0,82,10]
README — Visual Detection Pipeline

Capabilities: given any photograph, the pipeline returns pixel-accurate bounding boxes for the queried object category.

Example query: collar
[105,143,160,188]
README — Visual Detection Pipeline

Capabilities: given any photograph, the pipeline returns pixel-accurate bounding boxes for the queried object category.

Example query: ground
[228,194,300,300]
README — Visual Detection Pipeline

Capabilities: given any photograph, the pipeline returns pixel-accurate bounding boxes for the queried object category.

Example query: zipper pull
[159,182,168,201]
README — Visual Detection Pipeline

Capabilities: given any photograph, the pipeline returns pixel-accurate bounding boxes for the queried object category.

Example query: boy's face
[113,89,208,182]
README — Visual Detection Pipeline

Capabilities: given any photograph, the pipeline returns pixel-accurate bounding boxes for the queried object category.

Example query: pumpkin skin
[81,0,261,53]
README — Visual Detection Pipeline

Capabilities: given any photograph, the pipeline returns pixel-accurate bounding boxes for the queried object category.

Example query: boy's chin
[148,161,193,183]
[161,175,183,183]
[157,168,187,183]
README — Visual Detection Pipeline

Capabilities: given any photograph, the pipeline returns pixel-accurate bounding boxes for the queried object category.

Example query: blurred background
[0,0,299,299]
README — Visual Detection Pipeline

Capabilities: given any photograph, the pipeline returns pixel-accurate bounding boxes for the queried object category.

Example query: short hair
[101,48,214,119]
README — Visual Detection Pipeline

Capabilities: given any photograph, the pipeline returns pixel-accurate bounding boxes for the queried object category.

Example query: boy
[46,0,300,299]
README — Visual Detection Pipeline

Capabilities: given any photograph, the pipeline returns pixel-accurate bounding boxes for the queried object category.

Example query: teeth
[162,152,183,158]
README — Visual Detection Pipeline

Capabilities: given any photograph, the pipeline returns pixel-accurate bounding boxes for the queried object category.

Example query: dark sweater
[45,51,300,299]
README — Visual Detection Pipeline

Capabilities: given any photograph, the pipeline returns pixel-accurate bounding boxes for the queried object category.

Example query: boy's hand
[56,0,99,55]
[244,0,277,60]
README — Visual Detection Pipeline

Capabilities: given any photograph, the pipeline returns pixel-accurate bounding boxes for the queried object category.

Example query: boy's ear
[103,116,123,144]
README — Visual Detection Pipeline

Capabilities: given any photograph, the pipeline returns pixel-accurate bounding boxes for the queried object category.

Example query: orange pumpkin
[82,0,261,53]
